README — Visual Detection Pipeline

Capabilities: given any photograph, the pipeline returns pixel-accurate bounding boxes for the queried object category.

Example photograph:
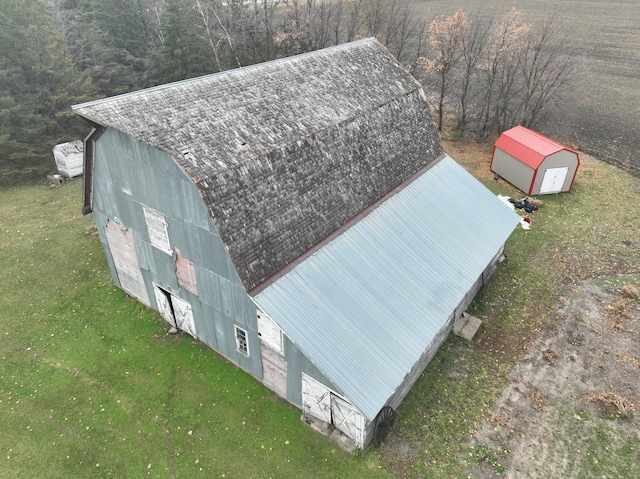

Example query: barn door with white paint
[331,394,365,447]
[152,284,197,338]
[104,220,150,306]
[539,167,568,194]
[171,295,197,338]
[301,373,332,424]
[153,285,174,324]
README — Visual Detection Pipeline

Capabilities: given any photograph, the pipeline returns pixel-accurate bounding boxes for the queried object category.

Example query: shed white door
[301,373,332,424]
[539,167,568,194]
[153,285,197,338]
[331,394,365,447]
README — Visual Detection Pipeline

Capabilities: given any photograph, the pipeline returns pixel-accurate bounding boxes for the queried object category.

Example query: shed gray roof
[253,155,521,421]
[73,38,443,290]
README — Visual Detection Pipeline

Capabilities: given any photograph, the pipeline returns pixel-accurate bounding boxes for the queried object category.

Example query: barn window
[234,325,249,357]
[143,207,172,255]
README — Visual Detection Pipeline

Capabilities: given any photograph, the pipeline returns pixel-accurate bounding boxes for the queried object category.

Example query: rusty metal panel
[175,248,198,295]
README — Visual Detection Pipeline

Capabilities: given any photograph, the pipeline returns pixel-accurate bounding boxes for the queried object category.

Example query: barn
[72,38,520,448]
[491,126,580,195]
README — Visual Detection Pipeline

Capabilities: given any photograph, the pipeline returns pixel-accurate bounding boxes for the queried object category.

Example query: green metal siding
[92,128,261,378]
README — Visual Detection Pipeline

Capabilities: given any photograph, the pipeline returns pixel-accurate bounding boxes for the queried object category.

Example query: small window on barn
[143,207,172,255]
[234,325,249,357]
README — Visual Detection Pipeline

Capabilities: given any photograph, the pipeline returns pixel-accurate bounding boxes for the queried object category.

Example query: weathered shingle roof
[73,38,443,290]
[253,155,521,420]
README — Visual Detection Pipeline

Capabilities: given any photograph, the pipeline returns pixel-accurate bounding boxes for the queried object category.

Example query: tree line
[0,0,578,185]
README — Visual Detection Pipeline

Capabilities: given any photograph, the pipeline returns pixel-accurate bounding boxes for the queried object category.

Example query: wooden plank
[261,342,287,398]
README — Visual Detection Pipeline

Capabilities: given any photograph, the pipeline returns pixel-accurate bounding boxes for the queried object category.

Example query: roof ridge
[72,38,380,112]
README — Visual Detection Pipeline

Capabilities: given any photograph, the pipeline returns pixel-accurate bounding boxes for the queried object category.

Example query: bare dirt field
[419,0,640,177]
[469,280,640,478]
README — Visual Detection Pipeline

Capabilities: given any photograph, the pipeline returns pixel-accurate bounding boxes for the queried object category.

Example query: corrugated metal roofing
[252,155,521,420]
[495,126,576,169]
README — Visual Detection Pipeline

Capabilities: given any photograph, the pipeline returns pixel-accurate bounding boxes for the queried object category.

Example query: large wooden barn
[73,38,520,448]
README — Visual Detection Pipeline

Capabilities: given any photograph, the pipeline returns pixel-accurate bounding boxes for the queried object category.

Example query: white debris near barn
[53,140,84,177]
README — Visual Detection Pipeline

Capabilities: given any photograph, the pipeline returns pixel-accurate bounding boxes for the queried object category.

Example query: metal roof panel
[253,155,520,420]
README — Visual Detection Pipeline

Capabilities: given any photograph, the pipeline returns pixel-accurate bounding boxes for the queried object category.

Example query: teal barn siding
[91,128,262,378]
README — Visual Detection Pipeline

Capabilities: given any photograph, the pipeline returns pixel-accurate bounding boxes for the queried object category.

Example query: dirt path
[469,280,640,478]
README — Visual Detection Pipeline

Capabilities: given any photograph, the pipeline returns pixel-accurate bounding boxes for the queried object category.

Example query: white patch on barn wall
[539,166,568,194]
[143,207,172,255]
[104,219,150,306]
[152,284,197,338]
[257,311,283,353]
[258,310,287,398]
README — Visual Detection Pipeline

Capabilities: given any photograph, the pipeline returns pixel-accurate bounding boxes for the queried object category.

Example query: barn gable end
[491,126,580,195]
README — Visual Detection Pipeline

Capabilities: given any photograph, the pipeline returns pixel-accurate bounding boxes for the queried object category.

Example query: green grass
[2,145,640,478]
[378,142,640,478]
[0,179,389,479]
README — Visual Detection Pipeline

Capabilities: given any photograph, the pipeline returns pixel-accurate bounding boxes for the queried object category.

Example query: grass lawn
[2,139,639,478]
[0,179,389,478]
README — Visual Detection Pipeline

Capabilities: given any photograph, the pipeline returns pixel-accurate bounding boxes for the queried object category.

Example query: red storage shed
[491,126,580,195]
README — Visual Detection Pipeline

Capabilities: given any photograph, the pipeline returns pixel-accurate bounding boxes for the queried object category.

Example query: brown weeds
[585,392,637,418]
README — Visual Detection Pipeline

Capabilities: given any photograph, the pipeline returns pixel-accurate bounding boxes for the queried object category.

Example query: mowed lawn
[2,141,640,478]
[0,179,390,478]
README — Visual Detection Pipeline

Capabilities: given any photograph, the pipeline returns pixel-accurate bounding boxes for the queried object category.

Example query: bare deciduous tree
[421,9,469,131]
[518,19,578,129]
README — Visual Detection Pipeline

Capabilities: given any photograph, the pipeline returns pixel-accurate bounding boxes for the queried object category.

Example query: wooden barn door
[152,284,197,338]
[104,220,150,306]
[301,374,332,424]
[331,394,365,447]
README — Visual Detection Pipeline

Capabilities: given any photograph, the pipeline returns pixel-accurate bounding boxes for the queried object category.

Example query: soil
[468,280,640,478]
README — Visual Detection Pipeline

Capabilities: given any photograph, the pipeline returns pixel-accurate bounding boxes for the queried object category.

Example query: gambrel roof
[73,38,442,291]
[495,126,579,169]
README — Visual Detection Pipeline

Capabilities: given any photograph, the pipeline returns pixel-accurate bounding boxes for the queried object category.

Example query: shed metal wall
[92,128,262,378]
[530,150,579,194]
[491,147,536,194]
[253,156,521,424]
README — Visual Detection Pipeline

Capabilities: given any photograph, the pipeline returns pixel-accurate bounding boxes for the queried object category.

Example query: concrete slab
[453,312,482,341]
